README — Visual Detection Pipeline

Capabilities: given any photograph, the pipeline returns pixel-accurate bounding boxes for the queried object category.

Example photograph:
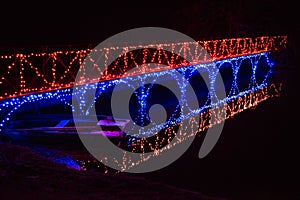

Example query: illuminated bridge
[0,36,287,170]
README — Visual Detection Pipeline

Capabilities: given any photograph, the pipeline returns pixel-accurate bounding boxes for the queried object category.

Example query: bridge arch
[0,92,74,132]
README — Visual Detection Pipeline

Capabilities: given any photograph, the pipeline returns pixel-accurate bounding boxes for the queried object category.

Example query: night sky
[0,1,298,50]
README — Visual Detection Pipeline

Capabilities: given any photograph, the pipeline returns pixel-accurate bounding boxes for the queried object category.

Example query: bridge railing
[0,36,287,100]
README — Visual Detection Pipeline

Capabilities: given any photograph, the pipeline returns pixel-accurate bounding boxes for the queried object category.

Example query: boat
[3,115,130,147]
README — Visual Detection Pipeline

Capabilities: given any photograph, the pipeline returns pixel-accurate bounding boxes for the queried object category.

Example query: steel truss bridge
[0,36,287,171]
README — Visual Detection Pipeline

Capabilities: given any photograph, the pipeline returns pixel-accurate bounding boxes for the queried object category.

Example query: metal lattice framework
[0,36,286,100]
[0,35,287,171]
[0,52,279,132]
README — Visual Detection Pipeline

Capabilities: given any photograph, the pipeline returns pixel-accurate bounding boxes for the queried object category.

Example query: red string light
[78,83,281,172]
[0,36,287,100]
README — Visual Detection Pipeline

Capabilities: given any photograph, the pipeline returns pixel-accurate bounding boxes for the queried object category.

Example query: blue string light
[0,52,273,134]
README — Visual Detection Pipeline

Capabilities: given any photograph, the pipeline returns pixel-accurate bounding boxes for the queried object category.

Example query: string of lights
[0,36,286,172]
[116,83,282,171]
[77,83,281,172]
[0,36,286,100]
[1,52,273,133]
